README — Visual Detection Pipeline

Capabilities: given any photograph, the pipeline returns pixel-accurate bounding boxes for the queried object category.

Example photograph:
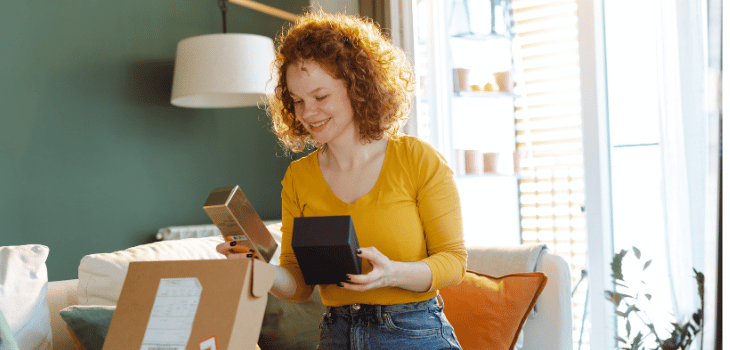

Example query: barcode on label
[230,235,247,241]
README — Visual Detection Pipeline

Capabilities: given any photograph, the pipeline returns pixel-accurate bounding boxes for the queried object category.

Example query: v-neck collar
[313,140,391,207]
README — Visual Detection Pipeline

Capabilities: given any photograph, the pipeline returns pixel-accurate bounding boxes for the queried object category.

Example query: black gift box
[292,215,362,285]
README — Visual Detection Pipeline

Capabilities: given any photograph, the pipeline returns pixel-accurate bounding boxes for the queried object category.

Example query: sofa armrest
[47,279,79,350]
[521,253,573,350]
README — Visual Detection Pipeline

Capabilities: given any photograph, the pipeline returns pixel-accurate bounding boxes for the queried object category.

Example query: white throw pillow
[77,222,284,306]
[0,245,52,350]
[77,236,225,306]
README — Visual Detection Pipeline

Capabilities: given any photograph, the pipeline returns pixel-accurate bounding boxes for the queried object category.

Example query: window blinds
[511,0,589,348]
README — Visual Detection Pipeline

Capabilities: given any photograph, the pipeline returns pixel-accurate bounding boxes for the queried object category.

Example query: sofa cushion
[258,288,326,350]
[77,236,225,306]
[0,245,52,350]
[439,270,547,350]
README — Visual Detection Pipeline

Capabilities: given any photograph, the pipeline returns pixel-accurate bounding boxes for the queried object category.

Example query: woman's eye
[293,100,303,105]
[315,95,329,101]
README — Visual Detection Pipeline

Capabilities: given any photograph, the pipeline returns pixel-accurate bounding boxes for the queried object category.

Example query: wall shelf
[454,91,515,98]
[455,173,519,179]
[450,33,513,41]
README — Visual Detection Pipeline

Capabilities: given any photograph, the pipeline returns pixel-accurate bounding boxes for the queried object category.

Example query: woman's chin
[310,134,330,145]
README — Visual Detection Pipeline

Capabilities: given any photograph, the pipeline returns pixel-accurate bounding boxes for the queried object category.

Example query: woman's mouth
[309,118,330,133]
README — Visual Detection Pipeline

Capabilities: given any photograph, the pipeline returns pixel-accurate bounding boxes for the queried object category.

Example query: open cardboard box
[103,259,275,350]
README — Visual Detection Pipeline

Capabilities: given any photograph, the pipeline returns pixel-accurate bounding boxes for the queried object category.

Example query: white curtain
[655,0,708,327]
[701,0,722,347]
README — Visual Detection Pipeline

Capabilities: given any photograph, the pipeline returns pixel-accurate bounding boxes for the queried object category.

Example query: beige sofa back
[47,279,78,349]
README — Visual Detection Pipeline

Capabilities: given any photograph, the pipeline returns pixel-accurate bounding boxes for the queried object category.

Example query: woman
[218,12,466,350]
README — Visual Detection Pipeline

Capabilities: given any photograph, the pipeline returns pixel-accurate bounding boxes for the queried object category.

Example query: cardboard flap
[251,259,276,297]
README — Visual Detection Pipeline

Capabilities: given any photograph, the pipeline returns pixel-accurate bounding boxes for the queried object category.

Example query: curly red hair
[266,12,415,153]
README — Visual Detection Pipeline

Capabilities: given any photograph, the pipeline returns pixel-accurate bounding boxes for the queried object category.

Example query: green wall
[0,0,309,281]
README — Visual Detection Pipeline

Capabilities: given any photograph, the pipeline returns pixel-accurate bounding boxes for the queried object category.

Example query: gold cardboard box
[203,185,278,262]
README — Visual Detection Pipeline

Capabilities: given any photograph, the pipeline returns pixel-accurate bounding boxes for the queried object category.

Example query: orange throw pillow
[440,270,547,350]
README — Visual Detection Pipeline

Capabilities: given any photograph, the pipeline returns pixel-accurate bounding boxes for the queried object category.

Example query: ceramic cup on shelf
[464,150,482,175]
[493,71,514,93]
[454,68,470,91]
[483,152,500,174]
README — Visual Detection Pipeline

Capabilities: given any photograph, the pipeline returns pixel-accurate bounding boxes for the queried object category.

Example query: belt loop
[436,294,445,309]
[324,306,334,323]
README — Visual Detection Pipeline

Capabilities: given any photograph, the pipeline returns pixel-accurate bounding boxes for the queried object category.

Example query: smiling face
[286,60,356,146]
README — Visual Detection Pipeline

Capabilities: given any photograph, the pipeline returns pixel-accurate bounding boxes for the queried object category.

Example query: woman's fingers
[215,242,231,255]
[357,246,387,265]
[340,247,393,291]
[215,241,253,259]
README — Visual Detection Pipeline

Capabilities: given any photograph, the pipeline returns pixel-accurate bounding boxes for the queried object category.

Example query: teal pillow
[59,305,115,350]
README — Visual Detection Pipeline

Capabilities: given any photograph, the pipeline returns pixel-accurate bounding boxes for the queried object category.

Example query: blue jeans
[318,295,462,350]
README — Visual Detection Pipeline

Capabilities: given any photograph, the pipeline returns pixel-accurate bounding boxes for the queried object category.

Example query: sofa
[7,223,573,350]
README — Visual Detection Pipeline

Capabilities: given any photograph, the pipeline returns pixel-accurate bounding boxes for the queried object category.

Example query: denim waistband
[326,295,442,317]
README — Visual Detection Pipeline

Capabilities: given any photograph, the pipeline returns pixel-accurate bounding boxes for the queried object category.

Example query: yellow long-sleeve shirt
[279,134,466,306]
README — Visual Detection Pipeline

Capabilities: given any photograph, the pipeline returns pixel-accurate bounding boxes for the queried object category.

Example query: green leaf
[695,269,705,304]
[630,331,642,350]
[626,319,632,335]
[643,259,652,270]
[626,304,641,314]
[694,269,704,284]
[606,291,632,307]
[614,281,630,289]
[645,293,652,301]
[692,309,703,326]
[633,246,641,259]
[612,249,628,281]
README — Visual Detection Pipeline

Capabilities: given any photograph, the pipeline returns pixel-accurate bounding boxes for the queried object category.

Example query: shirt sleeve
[412,140,467,292]
[279,165,316,302]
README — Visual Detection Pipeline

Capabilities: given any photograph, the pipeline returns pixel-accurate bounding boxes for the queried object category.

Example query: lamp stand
[228,0,299,22]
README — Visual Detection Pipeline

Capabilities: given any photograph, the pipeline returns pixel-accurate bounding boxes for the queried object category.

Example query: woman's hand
[341,247,433,293]
[340,247,395,291]
[215,241,254,259]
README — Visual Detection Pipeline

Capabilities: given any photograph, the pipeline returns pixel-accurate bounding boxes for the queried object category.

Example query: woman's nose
[301,103,318,119]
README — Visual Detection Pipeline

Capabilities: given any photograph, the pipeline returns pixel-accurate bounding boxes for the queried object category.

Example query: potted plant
[605,247,704,350]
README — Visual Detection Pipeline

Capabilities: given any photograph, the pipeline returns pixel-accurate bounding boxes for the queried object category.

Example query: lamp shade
[170,33,275,108]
